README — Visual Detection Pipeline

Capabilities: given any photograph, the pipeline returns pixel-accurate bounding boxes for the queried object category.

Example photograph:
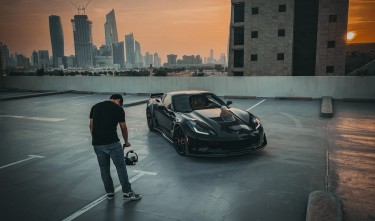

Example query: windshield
[173,93,226,112]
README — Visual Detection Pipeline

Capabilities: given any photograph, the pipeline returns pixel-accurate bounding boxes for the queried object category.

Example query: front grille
[195,137,259,150]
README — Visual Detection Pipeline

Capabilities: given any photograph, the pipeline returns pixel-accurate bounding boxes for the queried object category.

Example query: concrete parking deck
[0,92,374,221]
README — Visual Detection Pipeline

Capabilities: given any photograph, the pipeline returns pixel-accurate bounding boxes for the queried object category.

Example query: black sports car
[146,90,267,156]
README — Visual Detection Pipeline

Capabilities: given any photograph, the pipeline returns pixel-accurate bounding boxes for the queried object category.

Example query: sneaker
[107,193,114,200]
[123,191,141,201]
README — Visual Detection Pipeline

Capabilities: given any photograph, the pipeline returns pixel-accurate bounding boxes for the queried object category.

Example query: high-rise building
[49,15,64,68]
[71,15,93,68]
[144,52,153,68]
[38,50,50,68]
[15,54,26,68]
[0,42,10,73]
[125,33,135,65]
[112,41,125,66]
[167,54,177,65]
[67,55,76,68]
[105,9,119,47]
[135,41,143,67]
[219,53,227,67]
[209,49,214,64]
[228,0,349,76]
[153,52,161,67]
[32,50,39,67]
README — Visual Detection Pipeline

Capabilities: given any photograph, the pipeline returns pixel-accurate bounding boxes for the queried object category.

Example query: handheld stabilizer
[125,150,138,165]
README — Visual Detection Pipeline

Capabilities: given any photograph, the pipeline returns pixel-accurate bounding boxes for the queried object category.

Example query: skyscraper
[105,9,119,47]
[228,0,349,76]
[153,52,161,67]
[71,15,93,68]
[167,54,177,65]
[0,42,9,73]
[144,52,153,68]
[112,41,125,66]
[38,50,50,68]
[32,50,39,67]
[125,33,135,65]
[49,15,64,68]
[135,41,143,67]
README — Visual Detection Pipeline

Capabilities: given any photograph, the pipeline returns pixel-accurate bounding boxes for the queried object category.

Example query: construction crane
[70,0,91,15]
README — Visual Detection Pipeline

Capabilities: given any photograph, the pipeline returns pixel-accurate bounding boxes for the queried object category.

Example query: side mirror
[226,100,233,106]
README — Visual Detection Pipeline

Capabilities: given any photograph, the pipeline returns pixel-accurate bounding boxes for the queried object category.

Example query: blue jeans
[93,141,132,193]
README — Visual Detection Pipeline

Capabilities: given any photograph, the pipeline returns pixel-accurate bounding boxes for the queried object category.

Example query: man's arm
[119,122,131,147]
[89,118,93,135]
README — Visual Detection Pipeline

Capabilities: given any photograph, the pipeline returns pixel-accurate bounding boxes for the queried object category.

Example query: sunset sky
[0,0,374,63]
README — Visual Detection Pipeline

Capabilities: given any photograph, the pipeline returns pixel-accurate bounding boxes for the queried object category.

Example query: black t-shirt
[89,101,125,145]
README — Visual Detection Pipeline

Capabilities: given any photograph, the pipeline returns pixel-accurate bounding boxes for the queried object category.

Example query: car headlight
[252,116,261,129]
[187,121,212,135]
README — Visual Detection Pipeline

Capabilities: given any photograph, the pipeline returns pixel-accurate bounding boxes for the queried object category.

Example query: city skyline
[0,0,374,63]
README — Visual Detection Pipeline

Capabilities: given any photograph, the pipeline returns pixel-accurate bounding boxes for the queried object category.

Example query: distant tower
[49,15,64,68]
[145,52,153,67]
[32,50,39,67]
[38,50,50,68]
[167,54,177,65]
[71,15,93,68]
[153,52,161,67]
[112,41,125,66]
[135,41,143,67]
[105,9,119,47]
[125,33,135,65]
[0,42,10,73]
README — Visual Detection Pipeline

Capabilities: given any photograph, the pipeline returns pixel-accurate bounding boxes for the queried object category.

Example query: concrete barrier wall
[2,76,375,99]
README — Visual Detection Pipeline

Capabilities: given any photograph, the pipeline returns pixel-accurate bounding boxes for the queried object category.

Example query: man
[89,94,141,200]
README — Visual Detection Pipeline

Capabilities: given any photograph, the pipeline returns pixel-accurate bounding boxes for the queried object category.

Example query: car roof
[166,90,211,96]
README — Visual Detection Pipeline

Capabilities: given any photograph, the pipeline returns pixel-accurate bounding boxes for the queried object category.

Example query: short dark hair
[110,94,123,106]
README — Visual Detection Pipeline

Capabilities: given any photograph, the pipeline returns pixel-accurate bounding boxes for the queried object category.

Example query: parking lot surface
[0,93,374,221]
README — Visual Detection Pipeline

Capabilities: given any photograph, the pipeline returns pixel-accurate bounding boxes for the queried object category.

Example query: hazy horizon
[0,0,374,63]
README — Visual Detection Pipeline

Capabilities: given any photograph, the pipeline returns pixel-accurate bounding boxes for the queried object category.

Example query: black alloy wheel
[173,126,188,156]
[146,108,155,131]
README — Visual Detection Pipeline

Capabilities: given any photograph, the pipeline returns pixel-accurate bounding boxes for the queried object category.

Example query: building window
[279,4,286,12]
[278,29,285,37]
[326,66,334,73]
[327,41,336,48]
[251,31,258,38]
[329,15,337,22]
[233,27,244,45]
[233,3,245,23]
[277,53,284,60]
[251,54,257,61]
[252,7,259,15]
[234,50,244,67]
[233,72,244,76]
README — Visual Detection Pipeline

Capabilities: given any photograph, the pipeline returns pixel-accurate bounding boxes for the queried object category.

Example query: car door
[154,94,175,136]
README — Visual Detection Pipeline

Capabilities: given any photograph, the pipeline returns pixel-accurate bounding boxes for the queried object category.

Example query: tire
[146,108,155,131]
[172,126,189,156]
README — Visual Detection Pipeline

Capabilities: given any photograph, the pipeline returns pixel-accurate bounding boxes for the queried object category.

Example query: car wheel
[173,126,188,156]
[146,108,155,131]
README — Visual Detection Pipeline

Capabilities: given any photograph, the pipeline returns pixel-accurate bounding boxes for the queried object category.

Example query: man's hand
[123,141,131,149]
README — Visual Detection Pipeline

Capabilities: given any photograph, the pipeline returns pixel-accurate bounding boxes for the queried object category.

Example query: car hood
[183,107,256,135]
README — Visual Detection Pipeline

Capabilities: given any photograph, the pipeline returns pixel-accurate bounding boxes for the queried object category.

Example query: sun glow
[347,32,355,41]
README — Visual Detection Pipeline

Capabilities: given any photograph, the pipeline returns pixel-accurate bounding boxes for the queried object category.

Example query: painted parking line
[0,115,66,122]
[62,170,157,221]
[33,95,93,104]
[0,155,45,170]
[246,99,266,111]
